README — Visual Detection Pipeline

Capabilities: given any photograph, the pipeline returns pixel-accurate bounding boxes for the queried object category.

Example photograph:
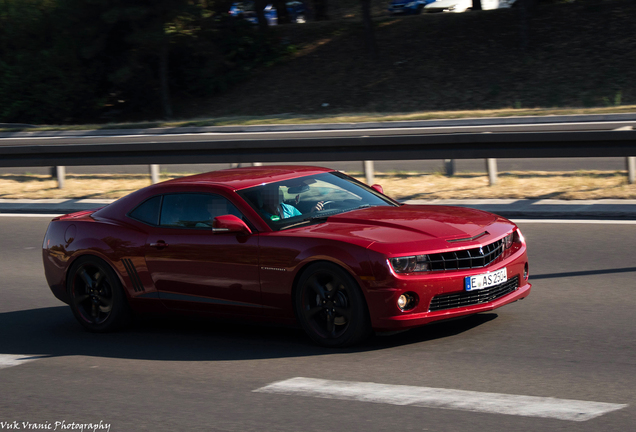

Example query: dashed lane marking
[0,213,61,217]
[0,354,48,370]
[254,377,627,422]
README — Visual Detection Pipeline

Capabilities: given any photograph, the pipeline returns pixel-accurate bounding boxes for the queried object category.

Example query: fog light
[524,262,529,280]
[397,292,418,311]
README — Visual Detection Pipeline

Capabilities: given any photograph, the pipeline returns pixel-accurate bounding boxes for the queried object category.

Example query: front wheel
[67,256,131,332]
[295,262,371,347]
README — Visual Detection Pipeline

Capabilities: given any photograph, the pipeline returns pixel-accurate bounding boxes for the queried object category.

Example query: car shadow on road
[0,306,498,361]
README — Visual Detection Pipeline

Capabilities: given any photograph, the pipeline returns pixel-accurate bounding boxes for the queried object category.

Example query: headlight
[390,254,430,273]
[515,229,525,245]
[406,1,416,6]
[503,232,514,249]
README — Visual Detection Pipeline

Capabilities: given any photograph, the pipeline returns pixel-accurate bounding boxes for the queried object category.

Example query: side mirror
[212,215,252,234]
[371,184,384,194]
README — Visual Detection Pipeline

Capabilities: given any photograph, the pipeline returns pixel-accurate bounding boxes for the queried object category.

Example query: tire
[294,262,371,347]
[67,256,132,332]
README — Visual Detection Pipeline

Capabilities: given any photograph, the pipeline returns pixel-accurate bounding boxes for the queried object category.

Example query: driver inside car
[260,184,325,220]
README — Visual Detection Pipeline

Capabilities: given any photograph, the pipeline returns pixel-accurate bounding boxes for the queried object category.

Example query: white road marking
[0,213,61,218]
[254,377,627,422]
[512,219,636,225]
[0,354,47,370]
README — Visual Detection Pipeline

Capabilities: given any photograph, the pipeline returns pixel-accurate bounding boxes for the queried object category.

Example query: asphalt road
[1,217,635,431]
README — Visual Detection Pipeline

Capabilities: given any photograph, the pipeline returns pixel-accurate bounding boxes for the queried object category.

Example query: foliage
[171,15,286,98]
[0,0,288,123]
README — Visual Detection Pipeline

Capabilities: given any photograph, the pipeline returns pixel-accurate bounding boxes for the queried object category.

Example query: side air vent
[122,258,144,292]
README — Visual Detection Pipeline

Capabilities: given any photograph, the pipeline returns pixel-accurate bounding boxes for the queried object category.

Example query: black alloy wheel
[67,256,131,332]
[295,262,370,347]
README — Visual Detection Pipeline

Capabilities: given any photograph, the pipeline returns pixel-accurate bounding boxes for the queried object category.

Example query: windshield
[237,171,398,231]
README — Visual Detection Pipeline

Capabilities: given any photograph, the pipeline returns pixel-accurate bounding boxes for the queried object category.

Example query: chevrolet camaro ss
[43,166,531,346]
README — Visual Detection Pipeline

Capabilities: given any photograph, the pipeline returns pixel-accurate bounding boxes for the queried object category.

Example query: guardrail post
[55,166,66,189]
[149,164,160,184]
[486,158,498,186]
[444,159,456,176]
[363,161,375,185]
[627,157,635,184]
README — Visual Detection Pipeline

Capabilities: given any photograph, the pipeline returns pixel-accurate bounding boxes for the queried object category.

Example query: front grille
[429,276,519,312]
[429,238,505,271]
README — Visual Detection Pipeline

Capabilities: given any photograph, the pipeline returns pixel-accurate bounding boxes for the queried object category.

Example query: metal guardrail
[1,129,635,186]
[1,130,635,166]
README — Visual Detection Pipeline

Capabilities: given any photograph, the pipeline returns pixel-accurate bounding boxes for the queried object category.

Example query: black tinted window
[160,194,242,229]
[129,196,161,225]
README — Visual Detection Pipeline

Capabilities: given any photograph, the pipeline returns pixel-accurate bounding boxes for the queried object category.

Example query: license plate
[465,268,507,291]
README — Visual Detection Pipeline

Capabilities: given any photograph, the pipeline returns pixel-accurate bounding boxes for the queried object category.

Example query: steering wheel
[319,200,335,211]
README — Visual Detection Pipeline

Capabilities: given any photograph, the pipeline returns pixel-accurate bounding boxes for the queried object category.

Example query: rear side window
[128,196,162,225]
[159,193,243,229]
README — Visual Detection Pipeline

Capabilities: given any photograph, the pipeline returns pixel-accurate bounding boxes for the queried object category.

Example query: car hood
[283,205,514,255]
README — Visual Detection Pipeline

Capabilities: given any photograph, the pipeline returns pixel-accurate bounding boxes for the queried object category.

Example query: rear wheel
[295,262,370,347]
[67,256,131,332]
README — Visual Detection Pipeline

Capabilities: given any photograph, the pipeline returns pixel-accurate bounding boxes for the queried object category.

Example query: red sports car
[43,166,531,347]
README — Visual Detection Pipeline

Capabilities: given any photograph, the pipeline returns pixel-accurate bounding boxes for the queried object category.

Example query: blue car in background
[388,0,437,15]
[230,1,306,25]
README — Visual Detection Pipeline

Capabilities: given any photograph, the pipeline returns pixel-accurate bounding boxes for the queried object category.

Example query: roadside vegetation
[2,105,636,133]
[1,170,634,200]
[1,0,634,126]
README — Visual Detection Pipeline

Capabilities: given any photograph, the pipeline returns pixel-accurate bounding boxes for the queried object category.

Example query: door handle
[150,240,168,249]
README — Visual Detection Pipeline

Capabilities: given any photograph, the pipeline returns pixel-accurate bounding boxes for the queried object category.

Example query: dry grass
[3,105,636,133]
[355,171,636,200]
[1,171,635,200]
[0,174,180,200]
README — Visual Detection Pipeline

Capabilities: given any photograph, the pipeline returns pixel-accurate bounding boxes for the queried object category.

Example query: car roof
[160,165,335,190]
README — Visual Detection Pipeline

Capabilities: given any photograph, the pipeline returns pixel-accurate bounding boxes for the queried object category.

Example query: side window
[159,194,244,229]
[129,196,162,225]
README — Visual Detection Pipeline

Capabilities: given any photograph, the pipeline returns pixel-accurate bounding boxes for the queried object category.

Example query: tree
[518,0,537,50]
[313,0,328,21]
[97,0,203,118]
[254,0,269,31]
[360,0,378,61]
[274,0,291,24]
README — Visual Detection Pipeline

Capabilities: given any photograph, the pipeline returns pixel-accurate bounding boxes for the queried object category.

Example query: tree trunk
[313,0,328,21]
[159,38,173,119]
[274,0,291,24]
[472,0,482,10]
[255,0,269,31]
[361,0,378,61]
[518,0,536,50]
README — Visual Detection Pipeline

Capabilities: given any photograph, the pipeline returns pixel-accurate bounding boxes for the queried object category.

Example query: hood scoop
[446,231,489,243]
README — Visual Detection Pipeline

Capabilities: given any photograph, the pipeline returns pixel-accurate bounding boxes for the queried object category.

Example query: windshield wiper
[279,216,326,231]
[278,206,377,231]
[279,211,339,231]
[338,203,379,214]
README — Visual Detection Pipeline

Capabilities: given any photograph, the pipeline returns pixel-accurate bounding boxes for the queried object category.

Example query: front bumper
[375,281,530,331]
[366,245,530,331]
